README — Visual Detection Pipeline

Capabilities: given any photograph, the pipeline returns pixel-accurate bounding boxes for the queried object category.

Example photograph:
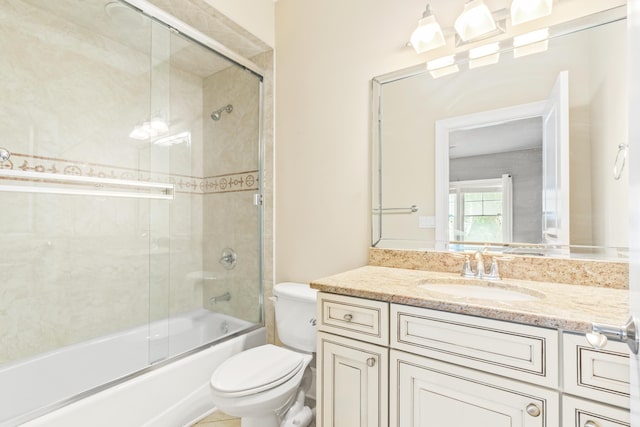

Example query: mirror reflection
[372,7,628,257]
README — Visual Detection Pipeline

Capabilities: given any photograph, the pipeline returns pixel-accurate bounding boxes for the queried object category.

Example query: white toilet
[209,282,318,427]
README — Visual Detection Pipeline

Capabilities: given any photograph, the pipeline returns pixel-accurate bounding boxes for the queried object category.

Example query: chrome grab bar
[586,316,639,354]
[0,169,174,200]
[372,204,418,214]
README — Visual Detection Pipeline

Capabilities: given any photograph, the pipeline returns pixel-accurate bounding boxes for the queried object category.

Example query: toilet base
[240,414,279,427]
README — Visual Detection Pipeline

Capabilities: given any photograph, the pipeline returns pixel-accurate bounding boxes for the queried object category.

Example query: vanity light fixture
[469,42,500,59]
[410,4,446,54]
[153,131,191,147]
[510,0,553,26]
[427,55,456,70]
[468,42,501,68]
[454,0,496,42]
[513,28,549,57]
[427,55,459,78]
[129,116,170,140]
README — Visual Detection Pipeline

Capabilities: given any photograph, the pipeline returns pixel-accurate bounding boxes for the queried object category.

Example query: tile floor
[192,410,316,427]
[193,411,240,427]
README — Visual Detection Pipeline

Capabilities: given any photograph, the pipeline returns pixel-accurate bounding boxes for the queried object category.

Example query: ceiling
[449,116,543,159]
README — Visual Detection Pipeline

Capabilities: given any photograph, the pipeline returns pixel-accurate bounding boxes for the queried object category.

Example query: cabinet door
[562,395,630,427]
[390,350,558,427]
[317,332,389,427]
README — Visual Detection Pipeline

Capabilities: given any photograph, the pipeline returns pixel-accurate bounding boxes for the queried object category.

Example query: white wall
[274,0,431,283]
[204,0,275,47]
[274,0,626,283]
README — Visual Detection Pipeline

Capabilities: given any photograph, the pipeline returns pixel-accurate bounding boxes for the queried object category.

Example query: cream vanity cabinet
[390,303,559,427]
[316,292,630,427]
[316,293,390,427]
[561,333,630,427]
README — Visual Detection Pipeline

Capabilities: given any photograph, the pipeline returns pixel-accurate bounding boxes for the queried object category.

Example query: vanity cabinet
[315,292,630,427]
[317,332,388,427]
[562,395,630,427]
[316,293,389,427]
[390,350,557,427]
[561,332,631,427]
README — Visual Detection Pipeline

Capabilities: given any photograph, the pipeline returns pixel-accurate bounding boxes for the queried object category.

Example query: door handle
[586,316,639,354]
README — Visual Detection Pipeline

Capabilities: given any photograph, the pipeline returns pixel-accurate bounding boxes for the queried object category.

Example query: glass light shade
[149,117,169,133]
[469,42,500,59]
[410,14,446,54]
[429,64,459,79]
[513,28,549,46]
[454,0,496,42]
[469,53,500,68]
[427,55,456,71]
[510,0,552,26]
[129,125,148,140]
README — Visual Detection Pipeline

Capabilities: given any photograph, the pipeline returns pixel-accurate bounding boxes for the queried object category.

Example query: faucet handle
[486,256,513,280]
[487,257,500,280]
[461,255,475,278]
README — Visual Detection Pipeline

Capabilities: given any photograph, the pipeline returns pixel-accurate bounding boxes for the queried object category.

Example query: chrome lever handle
[587,316,639,354]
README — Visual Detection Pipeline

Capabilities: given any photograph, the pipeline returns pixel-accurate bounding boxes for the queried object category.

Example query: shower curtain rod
[0,169,174,200]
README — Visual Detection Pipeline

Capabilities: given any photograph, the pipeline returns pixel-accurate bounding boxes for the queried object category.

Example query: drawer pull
[343,313,353,322]
[584,421,600,427]
[525,403,541,417]
[366,357,376,367]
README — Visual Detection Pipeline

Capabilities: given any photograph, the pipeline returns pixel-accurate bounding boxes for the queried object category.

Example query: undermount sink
[417,278,542,302]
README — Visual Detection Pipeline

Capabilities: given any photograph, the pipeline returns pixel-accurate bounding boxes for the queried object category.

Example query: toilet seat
[210,344,305,397]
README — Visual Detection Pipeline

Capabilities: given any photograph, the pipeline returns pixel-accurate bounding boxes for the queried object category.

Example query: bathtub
[0,309,265,427]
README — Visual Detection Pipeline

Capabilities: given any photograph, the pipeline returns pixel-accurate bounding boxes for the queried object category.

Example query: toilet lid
[210,344,304,397]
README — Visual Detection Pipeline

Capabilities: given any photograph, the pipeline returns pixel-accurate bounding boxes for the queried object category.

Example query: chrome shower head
[211,104,233,121]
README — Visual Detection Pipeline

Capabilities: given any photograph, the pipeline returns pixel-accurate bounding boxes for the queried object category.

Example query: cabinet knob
[584,421,600,427]
[525,403,541,417]
[366,357,376,367]
[343,314,353,322]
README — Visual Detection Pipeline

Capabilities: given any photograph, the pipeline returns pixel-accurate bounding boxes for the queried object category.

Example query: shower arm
[210,104,233,121]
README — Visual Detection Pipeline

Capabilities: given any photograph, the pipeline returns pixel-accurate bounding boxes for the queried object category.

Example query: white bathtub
[0,309,265,427]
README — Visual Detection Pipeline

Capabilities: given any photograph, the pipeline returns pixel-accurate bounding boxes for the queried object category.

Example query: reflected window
[449,175,513,243]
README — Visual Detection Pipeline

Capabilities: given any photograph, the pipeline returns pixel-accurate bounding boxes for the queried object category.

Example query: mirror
[372,6,628,258]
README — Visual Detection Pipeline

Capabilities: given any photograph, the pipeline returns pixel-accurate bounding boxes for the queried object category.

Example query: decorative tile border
[0,153,258,195]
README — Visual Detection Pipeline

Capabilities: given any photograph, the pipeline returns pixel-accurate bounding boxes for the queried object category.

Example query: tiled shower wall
[202,62,262,324]
[143,0,276,342]
[0,0,271,364]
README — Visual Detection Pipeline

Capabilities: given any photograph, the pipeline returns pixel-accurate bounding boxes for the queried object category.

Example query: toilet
[209,282,318,427]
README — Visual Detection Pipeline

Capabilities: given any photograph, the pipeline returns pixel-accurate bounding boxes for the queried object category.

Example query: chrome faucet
[460,250,502,280]
[209,292,231,304]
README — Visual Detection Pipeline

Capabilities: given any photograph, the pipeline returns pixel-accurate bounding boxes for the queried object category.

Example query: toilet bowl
[209,282,317,427]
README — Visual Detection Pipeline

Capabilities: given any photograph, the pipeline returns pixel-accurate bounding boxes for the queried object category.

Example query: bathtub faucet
[209,292,231,304]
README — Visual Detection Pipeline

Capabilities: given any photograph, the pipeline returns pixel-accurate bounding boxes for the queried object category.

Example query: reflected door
[541,71,570,245]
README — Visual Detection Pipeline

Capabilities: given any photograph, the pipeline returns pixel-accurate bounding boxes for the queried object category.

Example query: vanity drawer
[391,304,559,387]
[563,332,630,409]
[562,395,630,427]
[318,292,389,346]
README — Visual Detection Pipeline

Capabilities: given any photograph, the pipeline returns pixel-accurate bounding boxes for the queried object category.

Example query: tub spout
[209,292,231,304]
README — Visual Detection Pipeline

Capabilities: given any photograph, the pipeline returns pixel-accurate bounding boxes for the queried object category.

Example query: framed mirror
[371,6,628,259]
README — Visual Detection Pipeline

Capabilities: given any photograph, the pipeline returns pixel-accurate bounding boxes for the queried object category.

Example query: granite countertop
[310,265,629,333]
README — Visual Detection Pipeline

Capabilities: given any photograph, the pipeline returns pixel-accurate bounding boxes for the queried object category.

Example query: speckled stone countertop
[310,265,629,333]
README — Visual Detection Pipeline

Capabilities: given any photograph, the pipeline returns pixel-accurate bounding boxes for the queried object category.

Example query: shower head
[211,104,233,121]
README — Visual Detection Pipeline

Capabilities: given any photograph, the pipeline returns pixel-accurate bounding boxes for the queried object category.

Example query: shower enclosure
[0,0,264,424]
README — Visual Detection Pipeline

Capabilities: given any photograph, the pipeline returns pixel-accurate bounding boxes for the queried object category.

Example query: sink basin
[417,278,542,302]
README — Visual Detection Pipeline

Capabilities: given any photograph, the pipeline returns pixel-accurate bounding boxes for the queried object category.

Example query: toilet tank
[273,282,318,353]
